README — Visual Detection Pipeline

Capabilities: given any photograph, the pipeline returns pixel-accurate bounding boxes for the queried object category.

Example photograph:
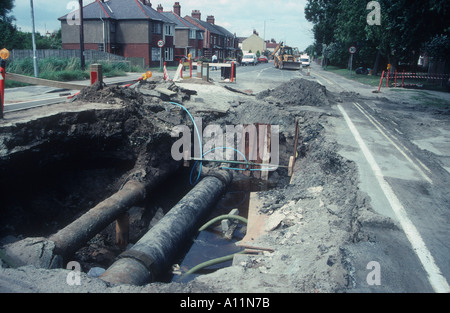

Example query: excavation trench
[1,78,364,292]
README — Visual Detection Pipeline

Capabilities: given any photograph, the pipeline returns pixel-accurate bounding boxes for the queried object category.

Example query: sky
[11,0,315,50]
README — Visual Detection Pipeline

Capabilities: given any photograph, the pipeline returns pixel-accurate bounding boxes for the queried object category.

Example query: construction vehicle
[271,42,301,70]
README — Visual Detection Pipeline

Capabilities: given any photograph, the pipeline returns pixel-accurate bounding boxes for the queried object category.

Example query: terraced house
[157,2,204,61]
[59,0,176,67]
[184,10,239,60]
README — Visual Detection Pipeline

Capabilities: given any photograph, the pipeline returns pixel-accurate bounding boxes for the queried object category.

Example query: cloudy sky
[11,0,314,50]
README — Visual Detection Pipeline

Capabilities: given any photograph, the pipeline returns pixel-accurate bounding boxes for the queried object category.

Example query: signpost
[349,46,357,76]
[0,48,9,119]
[158,40,165,71]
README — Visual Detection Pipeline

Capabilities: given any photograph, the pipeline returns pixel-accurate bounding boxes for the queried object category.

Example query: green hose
[198,214,248,232]
[183,214,248,276]
[184,251,246,275]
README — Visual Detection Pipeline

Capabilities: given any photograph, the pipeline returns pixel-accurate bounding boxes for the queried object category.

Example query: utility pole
[30,0,39,77]
[79,0,85,70]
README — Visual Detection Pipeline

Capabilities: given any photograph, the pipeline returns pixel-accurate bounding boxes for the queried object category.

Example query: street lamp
[30,0,39,77]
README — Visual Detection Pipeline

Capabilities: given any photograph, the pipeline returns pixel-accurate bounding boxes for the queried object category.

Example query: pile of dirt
[78,82,144,104]
[256,78,332,107]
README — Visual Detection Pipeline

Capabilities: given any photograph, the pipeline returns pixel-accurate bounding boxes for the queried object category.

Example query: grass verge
[5,57,146,88]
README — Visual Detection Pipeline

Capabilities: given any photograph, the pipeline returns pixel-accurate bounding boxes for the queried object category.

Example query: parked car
[242,53,258,66]
[258,55,268,63]
[174,55,188,63]
[355,67,370,75]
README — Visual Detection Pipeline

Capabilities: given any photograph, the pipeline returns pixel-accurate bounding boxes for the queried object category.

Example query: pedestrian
[212,53,218,70]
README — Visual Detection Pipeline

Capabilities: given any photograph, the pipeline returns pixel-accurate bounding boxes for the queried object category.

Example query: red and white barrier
[377,70,449,90]
[163,62,170,81]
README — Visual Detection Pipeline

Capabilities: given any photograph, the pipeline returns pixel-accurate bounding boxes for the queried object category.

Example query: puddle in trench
[169,175,277,283]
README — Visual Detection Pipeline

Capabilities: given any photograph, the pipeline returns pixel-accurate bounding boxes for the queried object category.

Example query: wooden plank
[237,192,268,245]
[5,72,86,90]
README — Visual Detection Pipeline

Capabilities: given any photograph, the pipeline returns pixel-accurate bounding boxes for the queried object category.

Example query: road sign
[349,46,357,54]
[157,40,165,48]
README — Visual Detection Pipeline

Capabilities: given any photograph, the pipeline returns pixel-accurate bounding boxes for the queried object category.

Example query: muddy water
[169,176,278,283]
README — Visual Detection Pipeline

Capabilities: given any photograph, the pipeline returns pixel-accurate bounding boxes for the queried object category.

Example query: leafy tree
[305,0,450,74]
[422,35,450,62]
[0,0,14,22]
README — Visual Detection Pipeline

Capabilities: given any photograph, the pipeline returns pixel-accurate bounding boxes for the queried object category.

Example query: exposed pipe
[49,180,146,259]
[4,164,180,267]
[100,169,233,286]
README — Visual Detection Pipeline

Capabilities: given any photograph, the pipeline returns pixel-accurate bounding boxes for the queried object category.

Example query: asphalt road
[307,63,450,292]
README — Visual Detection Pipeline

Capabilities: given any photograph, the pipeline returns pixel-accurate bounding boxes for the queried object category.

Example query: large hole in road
[1,77,343,286]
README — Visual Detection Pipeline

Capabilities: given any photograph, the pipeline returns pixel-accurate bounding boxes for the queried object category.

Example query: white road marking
[256,67,271,79]
[311,70,335,85]
[338,104,449,293]
[353,102,433,184]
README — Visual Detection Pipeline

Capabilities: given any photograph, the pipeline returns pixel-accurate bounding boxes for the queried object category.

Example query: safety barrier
[377,70,450,91]
[198,62,237,83]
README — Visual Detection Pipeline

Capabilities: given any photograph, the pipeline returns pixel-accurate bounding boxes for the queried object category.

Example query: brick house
[184,10,238,60]
[58,0,177,67]
[157,2,204,60]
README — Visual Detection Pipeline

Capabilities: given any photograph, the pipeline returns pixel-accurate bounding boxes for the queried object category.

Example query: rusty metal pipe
[100,169,233,286]
[49,180,146,259]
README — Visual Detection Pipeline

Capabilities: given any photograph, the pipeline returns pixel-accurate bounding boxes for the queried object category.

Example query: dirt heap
[77,81,144,104]
[256,78,331,107]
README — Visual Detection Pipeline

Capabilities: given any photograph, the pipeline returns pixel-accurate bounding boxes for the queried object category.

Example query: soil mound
[256,78,332,107]
[78,82,144,104]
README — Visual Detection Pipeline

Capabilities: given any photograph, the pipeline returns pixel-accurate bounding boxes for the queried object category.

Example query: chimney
[191,10,201,20]
[173,2,181,16]
[207,15,215,24]
[157,4,163,12]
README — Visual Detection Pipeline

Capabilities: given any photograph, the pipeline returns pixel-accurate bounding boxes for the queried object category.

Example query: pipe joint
[203,167,233,186]
[117,249,157,281]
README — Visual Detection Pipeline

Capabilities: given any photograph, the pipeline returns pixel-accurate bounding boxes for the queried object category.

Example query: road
[306,63,450,292]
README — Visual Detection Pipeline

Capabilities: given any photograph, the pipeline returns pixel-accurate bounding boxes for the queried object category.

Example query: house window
[165,47,173,61]
[98,43,105,52]
[164,24,173,36]
[153,23,162,34]
[197,32,203,40]
[152,47,161,61]
[189,29,196,39]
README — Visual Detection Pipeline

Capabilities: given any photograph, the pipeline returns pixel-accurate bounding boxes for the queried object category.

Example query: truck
[271,42,301,70]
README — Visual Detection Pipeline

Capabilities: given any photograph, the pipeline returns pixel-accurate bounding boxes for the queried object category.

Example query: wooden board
[237,192,268,245]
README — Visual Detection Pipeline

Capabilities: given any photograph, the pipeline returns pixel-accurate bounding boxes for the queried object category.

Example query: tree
[0,0,14,22]
[422,35,450,62]
[305,0,450,74]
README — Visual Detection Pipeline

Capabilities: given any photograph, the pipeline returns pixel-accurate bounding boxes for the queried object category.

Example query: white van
[242,53,258,66]
[300,54,310,67]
